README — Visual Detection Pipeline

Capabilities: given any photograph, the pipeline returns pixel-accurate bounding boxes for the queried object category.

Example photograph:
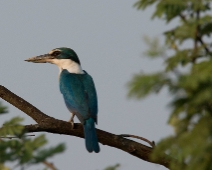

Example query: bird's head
[25,47,83,73]
[25,47,80,65]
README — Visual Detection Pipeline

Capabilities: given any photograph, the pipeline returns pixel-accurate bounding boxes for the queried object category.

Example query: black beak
[25,54,55,63]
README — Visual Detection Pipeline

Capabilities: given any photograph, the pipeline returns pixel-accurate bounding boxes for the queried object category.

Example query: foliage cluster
[0,102,65,170]
[129,0,212,169]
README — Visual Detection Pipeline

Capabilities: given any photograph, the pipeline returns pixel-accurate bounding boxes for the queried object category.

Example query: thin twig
[0,134,35,139]
[120,134,155,148]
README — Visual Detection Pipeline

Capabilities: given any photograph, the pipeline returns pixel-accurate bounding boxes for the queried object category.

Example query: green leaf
[32,143,65,163]
[0,117,24,137]
[0,102,8,115]
[104,164,120,170]
[165,50,188,71]
[199,15,212,37]
[128,72,170,99]
[134,0,158,10]
[153,0,187,22]
[143,36,166,58]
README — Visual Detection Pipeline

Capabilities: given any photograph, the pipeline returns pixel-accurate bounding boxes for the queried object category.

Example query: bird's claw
[68,119,74,129]
[69,113,75,129]
[70,121,74,129]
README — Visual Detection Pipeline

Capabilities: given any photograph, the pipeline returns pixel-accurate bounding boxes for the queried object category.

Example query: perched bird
[25,47,100,153]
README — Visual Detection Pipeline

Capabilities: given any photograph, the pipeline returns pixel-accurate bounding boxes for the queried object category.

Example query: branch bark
[0,85,171,169]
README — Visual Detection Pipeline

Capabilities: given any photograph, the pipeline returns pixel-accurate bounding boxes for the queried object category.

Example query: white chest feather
[50,59,84,74]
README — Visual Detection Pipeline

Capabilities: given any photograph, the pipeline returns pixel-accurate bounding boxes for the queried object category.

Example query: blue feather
[84,118,100,153]
[59,69,100,152]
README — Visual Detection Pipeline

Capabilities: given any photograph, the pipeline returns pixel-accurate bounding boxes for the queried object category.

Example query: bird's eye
[52,51,61,56]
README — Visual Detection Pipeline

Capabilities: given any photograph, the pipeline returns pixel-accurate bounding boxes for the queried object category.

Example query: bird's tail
[83,118,100,153]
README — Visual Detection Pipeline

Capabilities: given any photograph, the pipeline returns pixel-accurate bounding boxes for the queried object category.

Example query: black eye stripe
[51,51,61,56]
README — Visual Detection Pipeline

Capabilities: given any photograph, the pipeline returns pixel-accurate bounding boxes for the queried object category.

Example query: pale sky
[0,1,173,170]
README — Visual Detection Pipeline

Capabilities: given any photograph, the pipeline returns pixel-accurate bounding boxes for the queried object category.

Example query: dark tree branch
[0,85,171,169]
[0,86,50,123]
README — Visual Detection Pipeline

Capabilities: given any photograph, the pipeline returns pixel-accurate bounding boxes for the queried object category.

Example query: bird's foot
[69,113,75,129]
[68,119,74,129]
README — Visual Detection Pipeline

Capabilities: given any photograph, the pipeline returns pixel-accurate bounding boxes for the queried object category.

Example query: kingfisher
[25,47,100,153]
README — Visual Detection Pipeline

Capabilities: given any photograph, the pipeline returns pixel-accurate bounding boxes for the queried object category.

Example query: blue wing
[59,69,98,124]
